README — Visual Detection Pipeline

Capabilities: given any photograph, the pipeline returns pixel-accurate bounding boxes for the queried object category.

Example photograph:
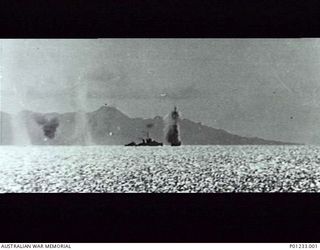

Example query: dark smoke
[34,115,59,139]
[164,107,181,146]
[145,123,154,138]
[146,123,154,129]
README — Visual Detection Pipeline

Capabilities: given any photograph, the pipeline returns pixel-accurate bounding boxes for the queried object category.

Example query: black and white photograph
[1,38,320,193]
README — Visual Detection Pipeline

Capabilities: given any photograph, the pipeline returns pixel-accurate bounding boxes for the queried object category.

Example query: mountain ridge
[0,107,301,145]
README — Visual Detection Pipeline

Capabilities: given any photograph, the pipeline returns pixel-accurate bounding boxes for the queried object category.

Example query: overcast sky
[1,39,320,144]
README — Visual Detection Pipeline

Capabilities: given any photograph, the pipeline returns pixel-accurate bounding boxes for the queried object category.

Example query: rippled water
[0,145,319,192]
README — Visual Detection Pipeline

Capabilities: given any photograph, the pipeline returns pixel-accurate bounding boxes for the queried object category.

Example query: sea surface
[0,145,319,192]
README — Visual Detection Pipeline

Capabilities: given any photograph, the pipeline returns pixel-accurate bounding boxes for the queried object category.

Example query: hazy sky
[1,39,320,144]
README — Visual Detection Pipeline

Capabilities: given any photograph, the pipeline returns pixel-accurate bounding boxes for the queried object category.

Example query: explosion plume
[34,115,60,139]
[164,106,181,146]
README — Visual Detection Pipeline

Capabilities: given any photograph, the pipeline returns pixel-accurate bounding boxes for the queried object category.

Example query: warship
[125,130,163,146]
[125,137,163,146]
[125,106,181,146]
[125,120,163,146]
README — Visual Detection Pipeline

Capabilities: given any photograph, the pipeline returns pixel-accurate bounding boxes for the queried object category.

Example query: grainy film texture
[1,39,320,192]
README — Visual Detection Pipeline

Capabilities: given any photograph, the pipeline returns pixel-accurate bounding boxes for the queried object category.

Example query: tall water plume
[73,76,93,145]
[11,86,32,145]
[164,106,181,146]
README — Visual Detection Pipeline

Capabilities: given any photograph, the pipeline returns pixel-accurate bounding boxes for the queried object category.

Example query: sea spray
[12,113,31,145]
[11,84,31,145]
[73,75,93,145]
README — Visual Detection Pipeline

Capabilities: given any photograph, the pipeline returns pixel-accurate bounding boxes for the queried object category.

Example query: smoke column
[164,106,181,146]
[35,115,59,139]
[146,123,154,138]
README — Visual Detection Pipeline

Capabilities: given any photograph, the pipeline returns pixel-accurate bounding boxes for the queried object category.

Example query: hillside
[0,106,299,145]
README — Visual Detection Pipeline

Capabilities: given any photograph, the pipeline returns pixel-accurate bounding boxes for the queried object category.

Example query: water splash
[11,85,31,145]
[12,113,31,145]
[164,106,181,146]
[73,76,93,145]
